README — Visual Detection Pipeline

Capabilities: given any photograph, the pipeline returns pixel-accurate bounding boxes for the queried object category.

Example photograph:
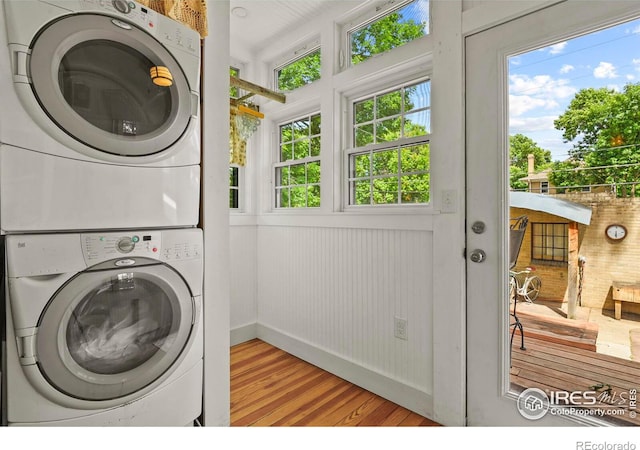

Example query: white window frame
[229,165,242,210]
[229,61,246,213]
[273,111,322,209]
[344,77,431,209]
[272,37,321,93]
[340,0,429,70]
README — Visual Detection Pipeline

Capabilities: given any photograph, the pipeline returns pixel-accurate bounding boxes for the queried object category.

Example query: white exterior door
[465,1,640,425]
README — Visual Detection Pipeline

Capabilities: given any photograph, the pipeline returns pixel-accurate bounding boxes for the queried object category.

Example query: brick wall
[512,193,640,316]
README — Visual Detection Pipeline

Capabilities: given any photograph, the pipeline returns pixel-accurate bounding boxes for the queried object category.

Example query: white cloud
[559,64,574,74]
[627,74,636,81]
[509,115,558,133]
[593,61,617,79]
[509,95,547,116]
[509,74,576,116]
[549,42,567,55]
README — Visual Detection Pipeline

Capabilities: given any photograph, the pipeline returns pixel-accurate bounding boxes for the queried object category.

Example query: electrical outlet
[394,317,408,340]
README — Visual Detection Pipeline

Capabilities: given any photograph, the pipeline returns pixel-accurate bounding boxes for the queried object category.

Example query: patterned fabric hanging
[229,109,246,167]
[138,0,208,38]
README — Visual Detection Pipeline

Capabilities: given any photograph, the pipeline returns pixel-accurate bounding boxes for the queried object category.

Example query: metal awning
[510,191,592,225]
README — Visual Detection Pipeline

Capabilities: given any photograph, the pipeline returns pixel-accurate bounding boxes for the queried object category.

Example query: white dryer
[0,0,201,233]
[4,228,203,426]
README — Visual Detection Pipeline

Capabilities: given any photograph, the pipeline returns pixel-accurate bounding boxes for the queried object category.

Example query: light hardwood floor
[230,339,440,426]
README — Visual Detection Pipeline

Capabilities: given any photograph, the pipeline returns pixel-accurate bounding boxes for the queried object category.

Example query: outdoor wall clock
[605,224,627,241]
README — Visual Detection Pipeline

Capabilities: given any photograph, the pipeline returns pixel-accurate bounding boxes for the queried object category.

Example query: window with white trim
[229,166,240,209]
[229,66,242,211]
[274,42,321,92]
[348,0,429,67]
[347,79,430,206]
[230,66,240,98]
[275,113,321,208]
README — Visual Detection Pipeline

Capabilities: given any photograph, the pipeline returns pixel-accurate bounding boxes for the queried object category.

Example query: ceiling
[229,0,368,57]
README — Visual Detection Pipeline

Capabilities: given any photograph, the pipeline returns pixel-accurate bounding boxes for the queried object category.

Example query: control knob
[117,236,135,253]
[112,0,131,14]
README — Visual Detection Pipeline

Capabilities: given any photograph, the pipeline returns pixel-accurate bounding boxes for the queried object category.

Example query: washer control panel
[77,0,199,55]
[82,231,162,264]
[81,229,202,265]
[79,0,159,35]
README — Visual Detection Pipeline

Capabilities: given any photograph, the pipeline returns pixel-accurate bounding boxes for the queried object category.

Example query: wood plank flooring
[230,339,440,427]
[511,335,640,426]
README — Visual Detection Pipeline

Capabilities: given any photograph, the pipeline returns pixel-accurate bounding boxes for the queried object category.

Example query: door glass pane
[66,272,176,374]
[59,40,172,137]
[508,16,640,425]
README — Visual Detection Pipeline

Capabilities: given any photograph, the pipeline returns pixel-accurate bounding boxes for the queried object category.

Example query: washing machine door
[27,13,196,157]
[35,258,198,401]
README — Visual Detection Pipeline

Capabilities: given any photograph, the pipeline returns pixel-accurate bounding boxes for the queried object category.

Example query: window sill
[257,209,435,231]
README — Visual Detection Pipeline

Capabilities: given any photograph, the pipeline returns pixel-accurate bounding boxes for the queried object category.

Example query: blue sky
[509,17,640,161]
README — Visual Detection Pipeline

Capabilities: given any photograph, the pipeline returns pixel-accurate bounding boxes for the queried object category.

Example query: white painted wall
[202,0,231,426]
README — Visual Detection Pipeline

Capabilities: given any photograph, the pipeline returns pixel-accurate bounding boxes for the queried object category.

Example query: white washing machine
[0,0,202,233]
[3,228,203,426]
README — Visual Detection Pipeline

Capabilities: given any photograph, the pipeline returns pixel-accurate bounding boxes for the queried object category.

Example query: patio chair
[509,215,528,362]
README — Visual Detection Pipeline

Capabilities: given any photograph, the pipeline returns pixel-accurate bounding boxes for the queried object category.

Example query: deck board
[511,335,640,426]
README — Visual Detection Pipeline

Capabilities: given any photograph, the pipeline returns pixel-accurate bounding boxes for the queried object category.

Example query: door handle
[469,249,486,263]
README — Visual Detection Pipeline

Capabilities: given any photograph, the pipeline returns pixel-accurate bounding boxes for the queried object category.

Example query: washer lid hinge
[15,327,38,366]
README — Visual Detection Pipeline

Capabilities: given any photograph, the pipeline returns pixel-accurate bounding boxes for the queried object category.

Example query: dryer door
[27,13,196,157]
[35,259,198,401]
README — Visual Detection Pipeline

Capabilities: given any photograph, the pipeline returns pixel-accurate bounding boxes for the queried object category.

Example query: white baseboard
[254,323,434,420]
[230,322,258,346]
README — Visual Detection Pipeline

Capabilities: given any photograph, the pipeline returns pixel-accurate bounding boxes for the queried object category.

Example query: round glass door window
[59,40,172,139]
[66,274,174,375]
[29,14,194,157]
[36,263,196,401]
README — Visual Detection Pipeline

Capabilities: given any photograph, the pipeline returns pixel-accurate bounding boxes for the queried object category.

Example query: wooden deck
[511,321,640,426]
[230,339,440,426]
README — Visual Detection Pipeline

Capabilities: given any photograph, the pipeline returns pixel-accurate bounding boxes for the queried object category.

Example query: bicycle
[509,267,542,303]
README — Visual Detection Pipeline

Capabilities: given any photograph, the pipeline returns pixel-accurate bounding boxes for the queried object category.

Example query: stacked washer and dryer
[0,0,204,426]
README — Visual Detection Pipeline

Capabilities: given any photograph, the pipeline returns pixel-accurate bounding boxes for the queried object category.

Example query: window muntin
[275,47,321,92]
[348,79,430,206]
[349,143,429,205]
[349,0,429,66]
[275,113,321,208]
[230,166,240,209]
[354,80,430,145]
[531,223,568,263]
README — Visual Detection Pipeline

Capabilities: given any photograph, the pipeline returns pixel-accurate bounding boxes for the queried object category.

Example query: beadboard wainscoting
[230,220,434,418]
[230,224,258,344]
